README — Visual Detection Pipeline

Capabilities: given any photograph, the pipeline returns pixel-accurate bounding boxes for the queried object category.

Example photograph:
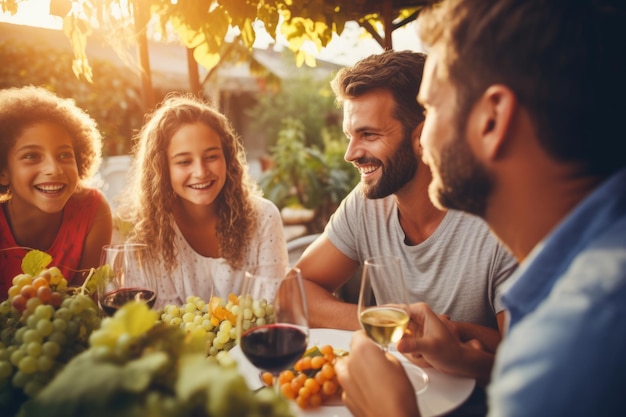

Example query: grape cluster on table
[160,293,274,358]
[0,267,101,412]
[0,262,292,417]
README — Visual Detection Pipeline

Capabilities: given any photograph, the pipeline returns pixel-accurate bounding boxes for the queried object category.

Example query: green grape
[253,307,266,318]
[230,304,240,316]
[37,355,54,372]
[42,341,60,357]
[17,356,38,374]
[0,360,13,379]
[10,349,25,366]
[202,319,213,331]
[25,297,42,314]
[52,318,67,332]
[26,342,42,358]
[12,370,28,388]
[36,319,54,337]
[47,331,67,346]
[22,329,43,345]
[194,299,206,311]
[219,320,232,333]
[16,274,33,287]
[34,304,54,320]
[0,300,12,315]
[65,320,78,337]
[26,315,38,329]
[53,307,70,321]
[14,327,26,344]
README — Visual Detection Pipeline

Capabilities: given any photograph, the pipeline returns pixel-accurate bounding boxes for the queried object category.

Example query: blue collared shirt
[488,167,626,417]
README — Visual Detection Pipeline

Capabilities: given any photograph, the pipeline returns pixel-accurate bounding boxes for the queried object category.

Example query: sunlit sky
[0,0,63,29]
[0,0,424,65]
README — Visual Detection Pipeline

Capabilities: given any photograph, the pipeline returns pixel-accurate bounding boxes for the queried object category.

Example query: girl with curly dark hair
[0,86,112,294]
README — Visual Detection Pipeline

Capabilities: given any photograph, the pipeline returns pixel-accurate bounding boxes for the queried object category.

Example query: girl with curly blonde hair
[116,94,287,306]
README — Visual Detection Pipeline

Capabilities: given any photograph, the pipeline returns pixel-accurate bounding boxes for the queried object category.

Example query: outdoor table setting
[231,257,476,417]
[1,251,476,417]
[230,328,476,417]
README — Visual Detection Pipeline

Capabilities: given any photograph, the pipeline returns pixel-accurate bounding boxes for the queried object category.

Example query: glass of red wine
[236,265,309,394]
[98,243,158,316]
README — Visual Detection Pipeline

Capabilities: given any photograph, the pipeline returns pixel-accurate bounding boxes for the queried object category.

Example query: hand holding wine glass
[98,243,158,316]
[236,265,309,392]
[358,256,410,352]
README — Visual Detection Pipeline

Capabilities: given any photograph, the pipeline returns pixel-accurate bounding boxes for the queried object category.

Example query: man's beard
[433,119,493,218]
[361,131,418,199]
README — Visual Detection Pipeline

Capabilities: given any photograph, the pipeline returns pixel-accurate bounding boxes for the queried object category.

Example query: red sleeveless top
[0,188,104,297]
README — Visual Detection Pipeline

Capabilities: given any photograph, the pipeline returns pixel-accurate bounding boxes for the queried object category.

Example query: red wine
[101,287,156,316]
[240,324,308,373]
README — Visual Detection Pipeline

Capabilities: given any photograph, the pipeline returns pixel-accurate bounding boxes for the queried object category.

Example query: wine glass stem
[273,375,281,395]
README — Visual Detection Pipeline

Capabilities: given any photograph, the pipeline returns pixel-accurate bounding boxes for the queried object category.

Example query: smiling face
[418,48,493,217]
[167,122,227,208]
[1,122,79,214]
[342,89,418,199]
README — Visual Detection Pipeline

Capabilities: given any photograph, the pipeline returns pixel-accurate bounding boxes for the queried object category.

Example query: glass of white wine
[358,255,410,352]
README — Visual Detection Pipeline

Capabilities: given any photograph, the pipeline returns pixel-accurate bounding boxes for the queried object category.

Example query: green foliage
[0,38,144,156]
[246,58,340,150]
[17,303,291,417]
[1,0,428,78]
[260,118,359,231]
[20,250,53,277]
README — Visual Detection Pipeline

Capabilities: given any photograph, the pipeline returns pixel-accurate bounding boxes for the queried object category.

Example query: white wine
[359,306,409,347]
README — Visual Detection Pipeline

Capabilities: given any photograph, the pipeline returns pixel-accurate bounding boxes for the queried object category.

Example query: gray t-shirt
[326,187,517,330]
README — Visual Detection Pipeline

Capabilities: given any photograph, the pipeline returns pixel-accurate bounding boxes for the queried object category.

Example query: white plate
[229,328,476,417]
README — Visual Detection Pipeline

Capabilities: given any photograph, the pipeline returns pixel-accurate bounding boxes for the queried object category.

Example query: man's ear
[472,84,517,160]
[412,121,425,158]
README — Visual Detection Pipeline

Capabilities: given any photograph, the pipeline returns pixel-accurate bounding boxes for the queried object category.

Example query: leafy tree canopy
[1,0,433,79]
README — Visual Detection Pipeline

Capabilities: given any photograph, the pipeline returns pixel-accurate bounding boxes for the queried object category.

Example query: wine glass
[98,243,158,316]
[358,255,410,352]
[236,265,309,393]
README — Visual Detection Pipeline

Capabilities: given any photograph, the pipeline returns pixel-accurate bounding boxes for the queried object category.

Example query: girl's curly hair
[117,93,261,271]
[0,86,102,202]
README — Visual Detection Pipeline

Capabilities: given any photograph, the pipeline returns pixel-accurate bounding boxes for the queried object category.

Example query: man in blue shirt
[334,1,626,416]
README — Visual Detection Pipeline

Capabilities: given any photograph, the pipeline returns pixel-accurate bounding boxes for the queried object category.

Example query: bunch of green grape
[160,293,275,357]
[19,302,293,417]
[0,252,102,414]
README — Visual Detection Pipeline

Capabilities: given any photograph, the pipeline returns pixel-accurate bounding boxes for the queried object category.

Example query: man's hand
[397,303,494,384]
[335,331,420,417]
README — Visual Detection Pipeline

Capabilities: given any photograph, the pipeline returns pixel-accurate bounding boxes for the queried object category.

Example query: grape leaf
[175,354,292,417]
[21,250,52,276]
[18,351,169,417]
[114,301,159,337]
